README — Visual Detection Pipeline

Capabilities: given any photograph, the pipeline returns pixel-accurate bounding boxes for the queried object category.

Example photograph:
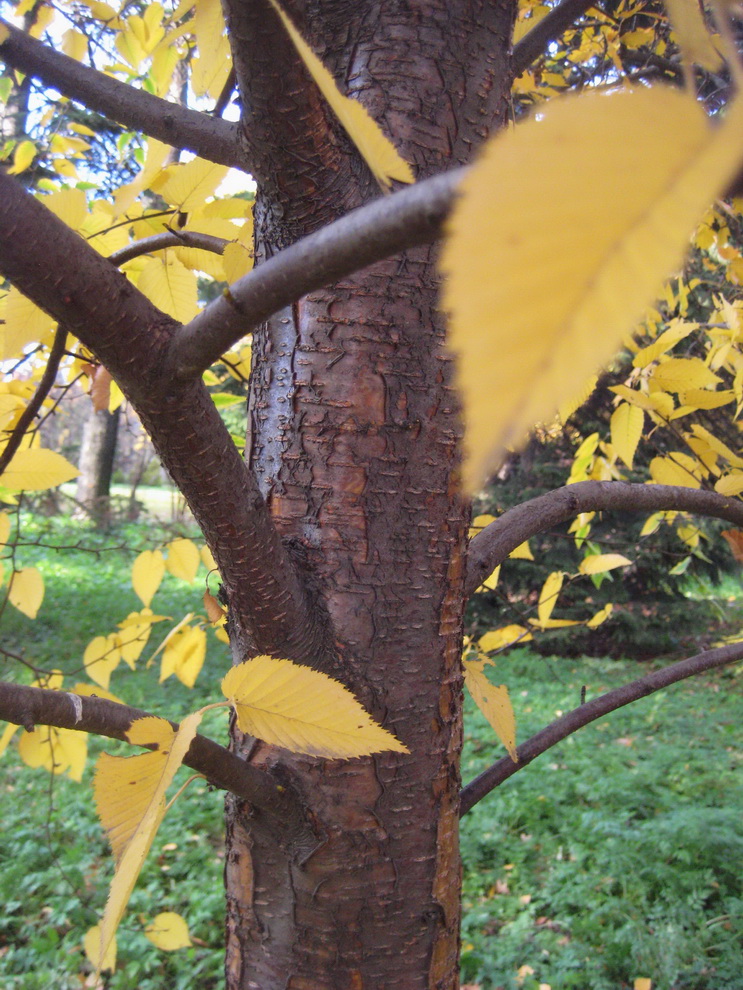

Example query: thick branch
[511,0,598,78]
[0,680,317,853]
[0,171,328,665]
[0,19,244,169]
[168,167,465,378]
[465,481,743,598]
[460,640,743,815]
[0,325,66,475]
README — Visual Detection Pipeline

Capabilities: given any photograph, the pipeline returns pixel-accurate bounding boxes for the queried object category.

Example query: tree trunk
[76,404,119,524]
[222,2,515,986]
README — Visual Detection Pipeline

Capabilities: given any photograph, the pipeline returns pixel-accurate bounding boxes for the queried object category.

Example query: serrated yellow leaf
[144,911,191,950]
[94,710,203,971]
[84,925,116,972]
[610,402,644,469]
[440,87,743,491]
[8,567,43,618]
[682,388,735,409]
[7,139,36,175]
[649,356,720,394]
[529,616,581,629]
[715,472,743,496]
[538,571,564,626]
[579,553,632,575]
[665,0,721,71]
[160,624,206,688]
[137,257,198,323]
[266,0,413,189]
[222,657,409,758]
[115,622,151,669]
[0,448,78,491]
[0,511,11,545]
[190,0,231,98]
[84,634,122,690]
[477,625,532,653]
[463,659,517,761]
[165,538,200,583]
[649,453,703,488]
[131,550,165,607]
[2,287,54,358]
[154,158,230,211]
[689,424,743,467]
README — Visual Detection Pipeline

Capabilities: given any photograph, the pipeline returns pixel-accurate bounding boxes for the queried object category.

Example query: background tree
[0,0,742,987]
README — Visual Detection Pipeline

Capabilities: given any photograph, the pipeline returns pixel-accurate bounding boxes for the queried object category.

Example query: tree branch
[167,167,465,378]
[465,481,743,598]
[0,680,317,853]
[511,0,598,79]
[0,171,330,665]
[0,325,66,476]
[460,639,743,815]
[0,19,244,169]
[109,230,228,267]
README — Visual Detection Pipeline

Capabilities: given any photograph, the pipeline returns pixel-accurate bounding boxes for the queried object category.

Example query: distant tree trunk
[221,2,515,986]
[76,405,120,524]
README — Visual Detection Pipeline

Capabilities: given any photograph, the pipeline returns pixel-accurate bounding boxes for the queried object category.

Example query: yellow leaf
[42,187,87,231]
[440,87,743,491]
[0,720,19,757]
[631,319,695,368]
[579,553,632,575]
[634,979,652,990]
[463,659,517,761]
[200,543,218,572]
[477,625,532,653]
[665,0,721,71]
[266,0,413,189]
[131,550,165,607]
[222,241,254,283]
[190,0,231,98]
[203,590,225,623]
[84,925,116,972]
[160,624,206,688]
[477,565,500,592]
[610,402,644,469]
[91,367,112,413]
[144,911,191,950]
[84,634,122,690]
[715,472,743,496]
[538,571,564,626]
[8,567,44,618]
[221,657,409,758]
[649,356,720,394]
[165,538,200,583]
[587,603,613,628]
[154,158,230,211]
[649,453,702,488]
[137,257,198,324]
[94,711,203,971]
[508,541,534,561]
[18,725,87,781]
[0,448,79,491]
[62,27,88,61]
[7,139,36,175]
[681,387,735,409]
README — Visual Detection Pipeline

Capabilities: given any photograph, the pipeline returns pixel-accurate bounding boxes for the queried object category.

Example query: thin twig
[460,639,743,814]
[0,326,67,477]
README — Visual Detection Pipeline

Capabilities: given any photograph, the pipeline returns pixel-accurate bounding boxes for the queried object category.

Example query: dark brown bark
[219,2,516,987]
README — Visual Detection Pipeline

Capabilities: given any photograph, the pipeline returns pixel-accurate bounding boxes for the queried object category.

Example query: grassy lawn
[0,513,740,989]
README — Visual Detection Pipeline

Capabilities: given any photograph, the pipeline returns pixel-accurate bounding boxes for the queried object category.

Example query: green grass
[0,514,741,988]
